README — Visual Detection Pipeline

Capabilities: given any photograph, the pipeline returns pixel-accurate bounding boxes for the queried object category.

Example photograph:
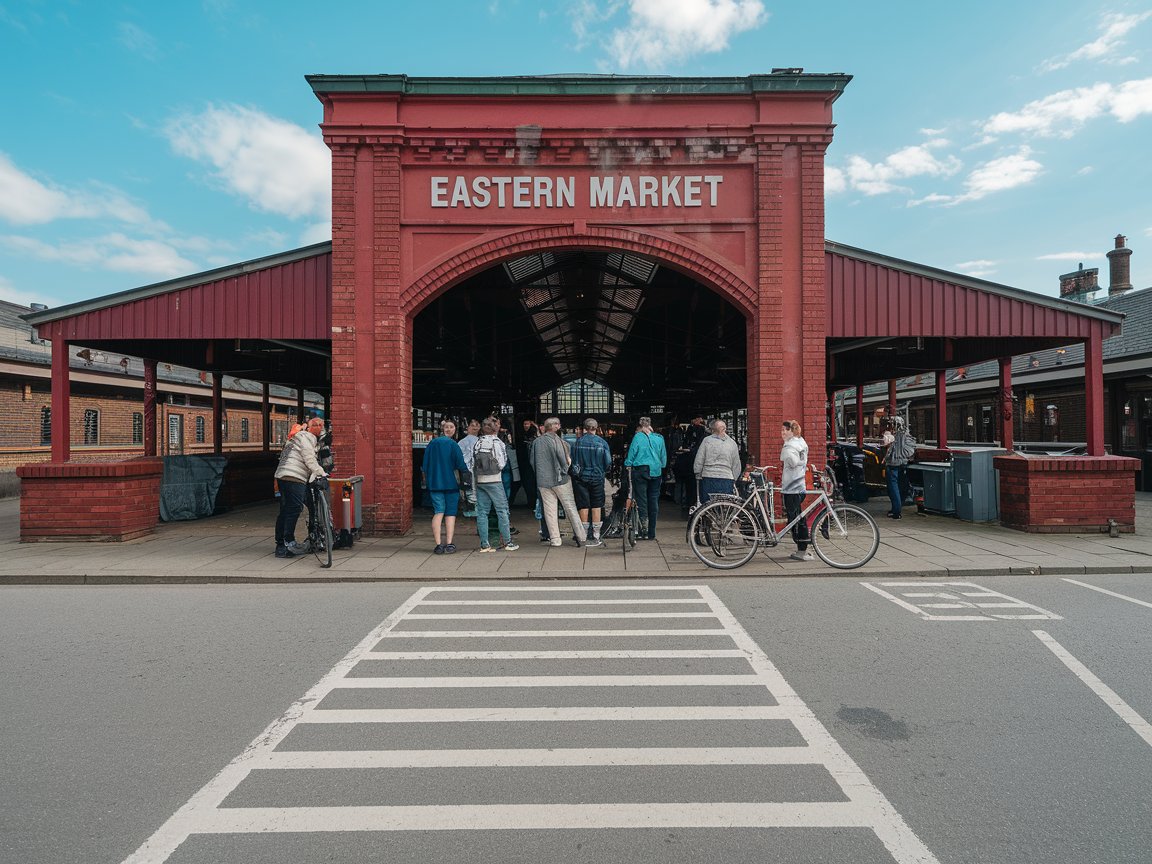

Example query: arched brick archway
[402,225,757,318]
[380,226,765,535]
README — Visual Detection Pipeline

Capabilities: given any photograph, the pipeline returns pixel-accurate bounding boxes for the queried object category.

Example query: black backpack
[473,438,502,475]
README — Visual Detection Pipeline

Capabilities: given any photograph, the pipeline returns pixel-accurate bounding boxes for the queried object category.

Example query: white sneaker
[503,542,519,551]
[549,539,563,547]
[584,537,604,548]
[789,550,815,561]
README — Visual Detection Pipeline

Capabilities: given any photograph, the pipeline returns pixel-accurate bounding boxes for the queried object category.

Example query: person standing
[531,417,587,547]
[780,419,812,561]
[624,416,668,540]
[273,416,329,558]
[693,418,742,504]
[422,419,468,554]
[470,417,518,552]
[884,415,916,520]
[457,419,480,518]
[516,418,539,510]
[571,417,612,548]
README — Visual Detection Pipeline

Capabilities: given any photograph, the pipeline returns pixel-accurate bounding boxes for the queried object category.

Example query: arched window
[537,379,625,415]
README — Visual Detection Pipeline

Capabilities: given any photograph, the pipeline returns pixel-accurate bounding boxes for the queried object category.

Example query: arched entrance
[400,231,755,533]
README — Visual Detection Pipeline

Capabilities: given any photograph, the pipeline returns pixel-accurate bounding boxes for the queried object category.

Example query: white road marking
[404,612,720,619]
[416,598,712,605]
[299,706,790,723]
[361,649,748,659]
[1032,630,1152,750]
[332,674,763,688]
[419,585,709,592]
[253,747,819,769]
[696,586,940,864]
[123,583,940,864]
[197,802,874,833]
[1062,578,1152,610]
[378,629,733,637]
[861,581,1062,621]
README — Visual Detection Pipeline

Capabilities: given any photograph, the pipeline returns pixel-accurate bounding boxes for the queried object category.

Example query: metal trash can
[908,462,955,515]
[952,449,1004,521]
[330,475,364,546]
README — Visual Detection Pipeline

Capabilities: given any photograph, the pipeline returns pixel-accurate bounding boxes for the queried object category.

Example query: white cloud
[117,22,161,61]
[0,152,155,227]
[983,77,1152,139]
[299,222,332,246]
[1036,251,1100,261]
[1,233,195,276]
[954,260,998,278]
[605,0,766,69]
[164,104,331,221]
[911,147,1044,206]
[824,165,846,195]
[0,274,58,307]
[837,139,961,196]
[1039,11,1152,72]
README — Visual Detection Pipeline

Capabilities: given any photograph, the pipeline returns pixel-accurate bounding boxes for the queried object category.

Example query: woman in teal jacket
[623,416,668,540]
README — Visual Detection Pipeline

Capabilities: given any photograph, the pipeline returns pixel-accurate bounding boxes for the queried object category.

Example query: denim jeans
[783,491,809,551]
[476,481,512,547]
[275,479,307,547]
[631,469,662,539]
[699,477,735,505]
[887,464,907,517]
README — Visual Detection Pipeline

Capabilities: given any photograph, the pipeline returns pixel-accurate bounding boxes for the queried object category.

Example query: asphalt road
[1,575,1149,864]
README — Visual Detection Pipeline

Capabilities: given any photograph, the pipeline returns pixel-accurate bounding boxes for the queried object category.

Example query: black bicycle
[304,478,334,568]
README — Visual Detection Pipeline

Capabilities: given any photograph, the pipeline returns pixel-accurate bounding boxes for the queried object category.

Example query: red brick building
[19,74,1137,538]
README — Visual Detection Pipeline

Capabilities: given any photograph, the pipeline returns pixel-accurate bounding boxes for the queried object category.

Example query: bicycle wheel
[687,500,760,570]
[310,490,334,569]
[810,504,879,569]
[623,502,639,553]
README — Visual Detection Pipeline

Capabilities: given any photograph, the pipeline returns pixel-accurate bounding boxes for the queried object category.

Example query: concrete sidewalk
[1,494,1151,584]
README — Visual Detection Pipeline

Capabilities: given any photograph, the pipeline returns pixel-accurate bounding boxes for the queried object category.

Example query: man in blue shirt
[571,417,613,547]
[422,419,467,554]
[624,416,668,540]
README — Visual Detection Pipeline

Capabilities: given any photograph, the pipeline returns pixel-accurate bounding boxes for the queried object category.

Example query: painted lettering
[589,176,613,208]
[704,175,722,206]
[683,175,701,207]
[556,176,575,208]
[450,176,472,208]
[472,176,491,207]
[661,175,682,207]
[429,173,724,209]
[431,176,449,208]
[533,176,553,208]
[492,176,512,208]
[513,176,531,208]
[639,176,659,207]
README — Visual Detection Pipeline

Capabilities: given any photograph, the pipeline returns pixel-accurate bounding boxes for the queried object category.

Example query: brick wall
[17,459,163,541]
[995,454,1140,533]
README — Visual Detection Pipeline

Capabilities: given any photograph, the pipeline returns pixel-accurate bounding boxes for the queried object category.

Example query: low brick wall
[17,459,163,542]
[994,454,1140,533]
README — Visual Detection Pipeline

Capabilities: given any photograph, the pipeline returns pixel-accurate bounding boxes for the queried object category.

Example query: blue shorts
[430,490,460,516]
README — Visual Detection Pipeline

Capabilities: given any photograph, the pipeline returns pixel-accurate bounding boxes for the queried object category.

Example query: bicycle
[620,467,641,558]
[686,464,879,570]
[304,477,334,568]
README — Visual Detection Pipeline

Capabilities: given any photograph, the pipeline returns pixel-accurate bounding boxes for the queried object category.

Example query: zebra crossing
[122,584,939,864]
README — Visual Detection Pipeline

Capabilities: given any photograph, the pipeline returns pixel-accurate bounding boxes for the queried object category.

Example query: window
[222,419,229,441]
[240,418,249,443]
[131,412,144,445]
[168,414,183,453]
[40,407,51,446]
[83,409,100,445]
[195,416,205,443]
[538,379,626,416]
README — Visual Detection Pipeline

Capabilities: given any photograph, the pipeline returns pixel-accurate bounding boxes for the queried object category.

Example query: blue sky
[1,0,1150,308]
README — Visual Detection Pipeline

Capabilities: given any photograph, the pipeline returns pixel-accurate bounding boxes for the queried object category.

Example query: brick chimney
[1058,263,1099,301]
[1108,234,1133,296]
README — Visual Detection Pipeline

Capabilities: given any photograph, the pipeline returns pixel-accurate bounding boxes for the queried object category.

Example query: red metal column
[828,390,838,443]
[143,358,157,457]
[261,383,270,453]
[50,337,70,462]
[855,387,864,447]
[296,386,305,422]
[935,369,948,448]
[1085,331,1105,456]
[998,357,1014,453]
[212,372,223,455]
[887,379,897,421]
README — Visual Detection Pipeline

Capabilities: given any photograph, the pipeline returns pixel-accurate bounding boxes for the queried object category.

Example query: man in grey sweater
[530,417,588,547]
[693,419,742,505]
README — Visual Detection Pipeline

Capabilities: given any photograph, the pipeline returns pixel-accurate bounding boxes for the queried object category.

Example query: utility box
[910,462,955,515]
[952,449,1004,522]
[330,475,364,538]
